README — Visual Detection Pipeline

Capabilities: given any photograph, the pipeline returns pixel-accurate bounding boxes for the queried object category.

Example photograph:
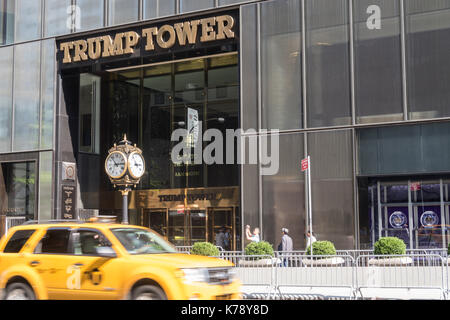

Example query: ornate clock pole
[105,134,145,224]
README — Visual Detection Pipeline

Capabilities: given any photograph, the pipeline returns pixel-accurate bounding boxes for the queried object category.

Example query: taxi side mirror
[95,246,117,258]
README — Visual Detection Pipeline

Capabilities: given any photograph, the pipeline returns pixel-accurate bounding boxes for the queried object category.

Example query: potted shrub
[239,241,280,266]
[190,242,220,257]
[303,241,345,266]
[369,237,412,266]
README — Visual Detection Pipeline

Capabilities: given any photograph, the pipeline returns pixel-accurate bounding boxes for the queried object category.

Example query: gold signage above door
[59,15,235,64]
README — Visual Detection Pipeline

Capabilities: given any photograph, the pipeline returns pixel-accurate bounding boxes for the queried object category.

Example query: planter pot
[302,257,345,266]
[238,258,281,267]
[368,257,413,266]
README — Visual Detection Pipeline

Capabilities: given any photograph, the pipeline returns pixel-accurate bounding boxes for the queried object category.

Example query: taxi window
[35,229,71,254]
[3,230,36,253]
[74,230,112,255]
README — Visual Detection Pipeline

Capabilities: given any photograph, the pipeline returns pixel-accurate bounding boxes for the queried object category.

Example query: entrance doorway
[365,179,450,249]
[143,207,236,250]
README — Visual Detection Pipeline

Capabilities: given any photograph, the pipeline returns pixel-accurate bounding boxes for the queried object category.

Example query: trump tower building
[2,0,450,251]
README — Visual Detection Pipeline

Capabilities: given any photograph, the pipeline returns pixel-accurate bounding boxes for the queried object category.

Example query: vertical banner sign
[187,107,199,147]
[62,185,76,219]
[302,156,313,256]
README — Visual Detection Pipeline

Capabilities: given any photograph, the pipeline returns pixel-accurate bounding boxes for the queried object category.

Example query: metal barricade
[355,254,447,300]
[218,253,277,299]
[273,254,356,299]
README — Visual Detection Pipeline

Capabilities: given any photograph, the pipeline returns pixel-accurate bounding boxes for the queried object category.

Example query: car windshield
[111,228,177,255]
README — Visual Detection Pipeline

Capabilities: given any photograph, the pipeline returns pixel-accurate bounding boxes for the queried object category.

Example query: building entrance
[367,179,450,249]
[142,207,235,250]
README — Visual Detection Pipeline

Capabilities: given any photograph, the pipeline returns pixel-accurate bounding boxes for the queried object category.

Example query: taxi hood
[129,253,233,269]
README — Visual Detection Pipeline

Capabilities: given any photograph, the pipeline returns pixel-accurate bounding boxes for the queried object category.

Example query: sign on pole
[302,156,313,256]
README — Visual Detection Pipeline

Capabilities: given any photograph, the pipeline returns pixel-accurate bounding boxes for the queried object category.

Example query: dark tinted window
[76,230,112,255]
[35,229,71,254]
[3,230,36,253]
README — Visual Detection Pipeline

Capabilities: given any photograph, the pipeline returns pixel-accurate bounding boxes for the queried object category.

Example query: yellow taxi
[0,219,241,300]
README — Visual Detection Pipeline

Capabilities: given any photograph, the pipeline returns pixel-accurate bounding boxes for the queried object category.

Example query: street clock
[105,135,145,224]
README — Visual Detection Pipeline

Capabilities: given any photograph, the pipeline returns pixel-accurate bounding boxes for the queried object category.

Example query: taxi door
[28,227,123,300]
[68,228,124,300]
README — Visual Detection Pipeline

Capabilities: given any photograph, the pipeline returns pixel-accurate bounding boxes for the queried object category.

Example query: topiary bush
[190,242,220,257]
[306,241,336,256]
[374,237,406,255]
[245,241,274,258]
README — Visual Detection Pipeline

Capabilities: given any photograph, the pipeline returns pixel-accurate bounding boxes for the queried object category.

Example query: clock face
[105,151,127,179]
[128,152,145,179]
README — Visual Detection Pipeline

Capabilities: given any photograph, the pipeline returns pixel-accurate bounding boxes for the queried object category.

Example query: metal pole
[308,156,313,257]
[122,189,129,225]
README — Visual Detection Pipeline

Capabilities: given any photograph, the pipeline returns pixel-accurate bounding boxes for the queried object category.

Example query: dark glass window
[358,122,450,175]
[406,0,450,120]
[35,229,71,254]
[306,0,351,128]
[3,229,35,253]
[354,0,403,124]
[0,162,36,219]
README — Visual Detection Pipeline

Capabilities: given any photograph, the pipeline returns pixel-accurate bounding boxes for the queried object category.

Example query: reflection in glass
[354,0,403,124]
[180,0,214,13]
[406,0,450,120]
[41,39,55,149]
[0,162,36,220]
[76,0,104,31]
[262,133,305,250]
[308,130,354,249]
[108,0,139,26]
[38,151,53,221]
[260,0,302,130]
[13,42,41,152]
[306,0,351,128]
[15,0,41,42]
[0,0,15,45]
[0,46,12,153]
[144,0,176,19]
[44,0,72,36]
[79,74,101,154]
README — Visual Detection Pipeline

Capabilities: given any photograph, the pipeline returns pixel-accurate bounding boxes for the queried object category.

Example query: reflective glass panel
[144,0,176,19]
[75,0,104,32]
[308,130,354,249]
[260,0,302,130]
[262,133,305,250]
[0,0,15,45]
[0,46,12,153]
[108,0,139,26]
[306,0,351,128]
[406,0,450,120]
[15,0,41,42]
[44,0,72,36]
[180,0,215,13]
[354,0,403,124]
[41,39,55,149]
[13,41,41,152]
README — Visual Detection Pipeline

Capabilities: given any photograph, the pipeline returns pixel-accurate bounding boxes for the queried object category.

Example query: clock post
[105,134,145,224]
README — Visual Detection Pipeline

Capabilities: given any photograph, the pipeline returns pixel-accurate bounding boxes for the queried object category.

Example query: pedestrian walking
[279,227,293,267]
[215,227,226,249]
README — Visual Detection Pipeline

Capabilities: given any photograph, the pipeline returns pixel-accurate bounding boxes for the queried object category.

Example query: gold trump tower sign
[59,14,236,64]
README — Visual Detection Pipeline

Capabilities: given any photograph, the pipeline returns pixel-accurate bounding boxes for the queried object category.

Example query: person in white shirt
[306,230,316,249]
